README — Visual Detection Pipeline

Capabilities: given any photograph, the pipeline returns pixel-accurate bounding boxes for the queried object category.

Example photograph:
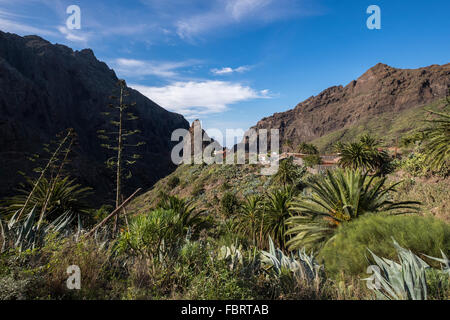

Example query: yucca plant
[363,239,449,300]
[286,169,420,250]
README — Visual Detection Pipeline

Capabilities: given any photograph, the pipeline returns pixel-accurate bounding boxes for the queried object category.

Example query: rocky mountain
[250,63,450,151]
[0,31,189,203]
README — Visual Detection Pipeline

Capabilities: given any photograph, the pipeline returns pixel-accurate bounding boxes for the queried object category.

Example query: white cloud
[226,0,272,20]
[211,65,251,75]
[113,58,199,79]
[174,0,306,39]
[0,17,57,37]
[57,26,89,42]
[130,81,270,117]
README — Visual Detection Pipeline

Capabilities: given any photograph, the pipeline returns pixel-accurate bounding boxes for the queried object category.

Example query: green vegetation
[0,92,449,301]
[335,134,393,175]
[297,142,319,155]
[311,99,447,153]
[319,214,450,278]
[97,79,145,234]
[366,240,449,300]
[420,107,450,174]
[286,169,420,251]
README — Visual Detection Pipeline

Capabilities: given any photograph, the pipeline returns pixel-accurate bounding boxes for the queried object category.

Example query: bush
[167,176,180,189]
[303,154,322,167]
[319,214,450,278]
[220,192,239,217]
[191,181,205,197]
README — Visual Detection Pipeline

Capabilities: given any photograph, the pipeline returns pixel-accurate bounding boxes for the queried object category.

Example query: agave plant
[286,169,420,251]
[218,243,244,270]
[365,239,432,300]
[260,237,321,285]
[1,206,74,252]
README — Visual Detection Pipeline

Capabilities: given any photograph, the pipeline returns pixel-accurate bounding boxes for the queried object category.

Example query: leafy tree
[97,80,145,233]
[286,169,420,251]
[167,176,180,190]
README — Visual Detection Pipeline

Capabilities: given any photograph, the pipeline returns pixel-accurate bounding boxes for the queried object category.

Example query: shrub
[303,154,322,167]
[167,176,180,190]
[220,192,239,217]
[191,181,205,197]
[117,209,186,262]
[319,214,450,278]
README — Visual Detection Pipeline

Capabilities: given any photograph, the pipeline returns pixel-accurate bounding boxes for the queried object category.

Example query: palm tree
[336,142,374,171]
[335,135,392,175]
[159,195,205,235]
[272,157,303,187]
[264,187,294,250]
[359,134,380,149]
[421,108,450,173]
[286,169,420,251]
[297,142,319,155]
[236,195,262,246]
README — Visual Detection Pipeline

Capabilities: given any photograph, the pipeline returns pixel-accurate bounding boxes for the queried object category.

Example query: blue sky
[1,0,449,146]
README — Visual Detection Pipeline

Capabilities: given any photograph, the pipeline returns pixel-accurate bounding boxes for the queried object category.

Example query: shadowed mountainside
[0,31,189,203]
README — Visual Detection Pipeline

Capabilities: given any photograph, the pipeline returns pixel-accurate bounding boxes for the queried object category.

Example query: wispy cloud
[0,11,57,37]
[57,25,89,43]
[211,65,251,75]
[113,58,200,79]
[130,81,270,118]
[174,0,310,39]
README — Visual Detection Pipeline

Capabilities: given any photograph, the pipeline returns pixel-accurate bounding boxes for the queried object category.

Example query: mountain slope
[251,63,450,151]
[0,31,189,202]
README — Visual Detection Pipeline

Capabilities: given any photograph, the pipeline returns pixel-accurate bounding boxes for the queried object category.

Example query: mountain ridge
[251,62,450,151]
[0,31,189,203]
